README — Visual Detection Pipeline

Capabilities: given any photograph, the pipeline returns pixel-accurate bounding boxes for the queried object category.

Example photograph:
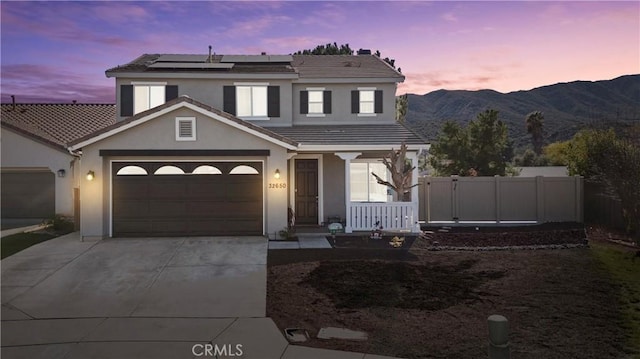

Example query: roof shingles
[105,54,403,80]
[1,104,115,150]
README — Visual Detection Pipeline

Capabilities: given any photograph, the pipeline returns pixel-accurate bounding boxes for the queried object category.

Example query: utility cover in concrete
[284,328,309,342]
[317,327,368,341]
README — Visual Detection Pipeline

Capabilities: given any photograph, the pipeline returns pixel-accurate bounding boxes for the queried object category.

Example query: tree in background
[546,129,640,239]
[293,42,354,55]
[429,109,514,176]
[525,111,545,155]
[396,94,408,123]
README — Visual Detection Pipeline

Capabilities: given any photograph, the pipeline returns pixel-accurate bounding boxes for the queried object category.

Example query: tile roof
[69,96,298,149]
[1,103,115,150]
[105,54,404,80]
[292,55,404,80]
[269,123,428,146]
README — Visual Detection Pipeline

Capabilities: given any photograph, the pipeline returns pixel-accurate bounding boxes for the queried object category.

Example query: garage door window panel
[116,166,148,176]
[154,166,185,175]
[192,165,222,175]
[229,165,260,174]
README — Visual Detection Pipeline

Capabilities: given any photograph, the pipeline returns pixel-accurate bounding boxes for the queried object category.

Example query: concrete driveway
[2,232,400,359]
[1,233,276,358]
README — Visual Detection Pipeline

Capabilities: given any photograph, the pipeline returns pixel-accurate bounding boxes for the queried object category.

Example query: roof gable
[69,96,298,150]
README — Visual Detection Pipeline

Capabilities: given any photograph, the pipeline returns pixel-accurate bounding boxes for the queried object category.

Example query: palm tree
[525,111,545,155]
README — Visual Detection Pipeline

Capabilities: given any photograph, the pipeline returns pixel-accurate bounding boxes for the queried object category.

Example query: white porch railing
[347,202,419,232]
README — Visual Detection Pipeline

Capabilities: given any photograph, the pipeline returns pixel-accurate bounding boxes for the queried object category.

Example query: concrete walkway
[268,234,332,249]
[1,232,402,359]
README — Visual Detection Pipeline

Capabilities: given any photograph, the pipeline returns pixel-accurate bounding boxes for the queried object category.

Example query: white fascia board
[294,77,403,84]
[105,72,299,80]
[69,103,184,150]
[69,102,298,151]
[297,144,427,152]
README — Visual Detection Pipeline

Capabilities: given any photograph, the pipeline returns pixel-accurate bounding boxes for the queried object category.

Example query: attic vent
[175,117,196,141]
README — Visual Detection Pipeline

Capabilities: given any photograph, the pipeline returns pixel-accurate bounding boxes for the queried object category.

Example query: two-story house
[68,52,427,240]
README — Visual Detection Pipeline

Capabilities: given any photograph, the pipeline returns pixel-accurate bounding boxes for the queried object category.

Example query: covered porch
[271,123,428,234]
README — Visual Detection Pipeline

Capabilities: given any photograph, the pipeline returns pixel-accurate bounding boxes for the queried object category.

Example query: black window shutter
[351,90,359,114]
[165,85,178,102]
[374,90,383,114]
[300,91,308,114]
[120,85,133,117]
[268,86,280,117]
[223,86,236,115]
[323,90,332,114]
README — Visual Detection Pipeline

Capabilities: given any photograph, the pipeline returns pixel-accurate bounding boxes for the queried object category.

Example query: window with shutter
[126,82,174,115]
[175,117,196,141]
[354,88,381,116]
[230,83,278,120]
[302,88,331,117]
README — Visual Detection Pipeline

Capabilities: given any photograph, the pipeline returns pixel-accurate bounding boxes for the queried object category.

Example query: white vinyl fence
[419,176,583,224]
[347,202,418,232]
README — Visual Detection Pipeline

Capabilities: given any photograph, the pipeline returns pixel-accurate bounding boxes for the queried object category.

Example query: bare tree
[371,142,418,201]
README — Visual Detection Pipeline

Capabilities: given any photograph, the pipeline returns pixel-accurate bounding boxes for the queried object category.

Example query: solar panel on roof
[220,55,293,63]
[156,54,209,63]
[148,63,234,69]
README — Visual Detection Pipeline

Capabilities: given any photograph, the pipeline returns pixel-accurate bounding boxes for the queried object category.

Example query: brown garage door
[112,162,263,237]
[1,169,55,219]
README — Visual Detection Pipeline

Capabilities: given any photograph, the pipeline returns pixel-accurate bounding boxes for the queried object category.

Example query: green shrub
[44,214,75,234]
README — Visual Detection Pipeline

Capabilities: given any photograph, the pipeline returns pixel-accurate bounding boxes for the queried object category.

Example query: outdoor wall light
[274,169,281,179]
[86,170,95,181]
[57,169,66,178]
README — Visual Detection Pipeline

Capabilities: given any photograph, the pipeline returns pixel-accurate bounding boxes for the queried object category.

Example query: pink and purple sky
[1,1,638,104]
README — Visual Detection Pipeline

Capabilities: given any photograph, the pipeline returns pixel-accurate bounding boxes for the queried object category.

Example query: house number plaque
[268,183,287,189]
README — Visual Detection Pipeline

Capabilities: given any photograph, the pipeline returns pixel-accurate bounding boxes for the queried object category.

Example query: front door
[295,159,318,224]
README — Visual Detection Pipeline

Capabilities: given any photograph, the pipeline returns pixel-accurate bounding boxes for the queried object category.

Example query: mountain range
[404,74,640,149]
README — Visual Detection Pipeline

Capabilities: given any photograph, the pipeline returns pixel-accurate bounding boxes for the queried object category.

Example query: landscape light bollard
[488,315,510,359]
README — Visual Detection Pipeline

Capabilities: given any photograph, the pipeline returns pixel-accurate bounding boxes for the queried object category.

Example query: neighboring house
[1,103,115,226]
[68,53,428,240]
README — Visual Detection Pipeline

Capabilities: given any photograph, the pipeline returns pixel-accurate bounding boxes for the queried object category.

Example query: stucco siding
[78,107,289,239]
[292,83,398,125]
[115,78,293,127]
[1,127,75,216]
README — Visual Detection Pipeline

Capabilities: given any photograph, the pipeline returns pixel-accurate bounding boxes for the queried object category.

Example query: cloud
[1,64,113,103]
[299,3,347,28]
[1,2,138,49]
[223,14,291,38]
[261,36,329,52]
[441,12,458,22]
[90,3,153,25]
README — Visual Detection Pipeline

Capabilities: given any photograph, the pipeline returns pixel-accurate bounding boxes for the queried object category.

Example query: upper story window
[120,83,178,117]
[300,88,332,116]
[351,88,383,116]
[134,84,165,115]
[237,85,267,117]
[224,83,280,120]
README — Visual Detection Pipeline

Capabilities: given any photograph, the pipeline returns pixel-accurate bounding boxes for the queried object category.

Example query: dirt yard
[267,226,636,358]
